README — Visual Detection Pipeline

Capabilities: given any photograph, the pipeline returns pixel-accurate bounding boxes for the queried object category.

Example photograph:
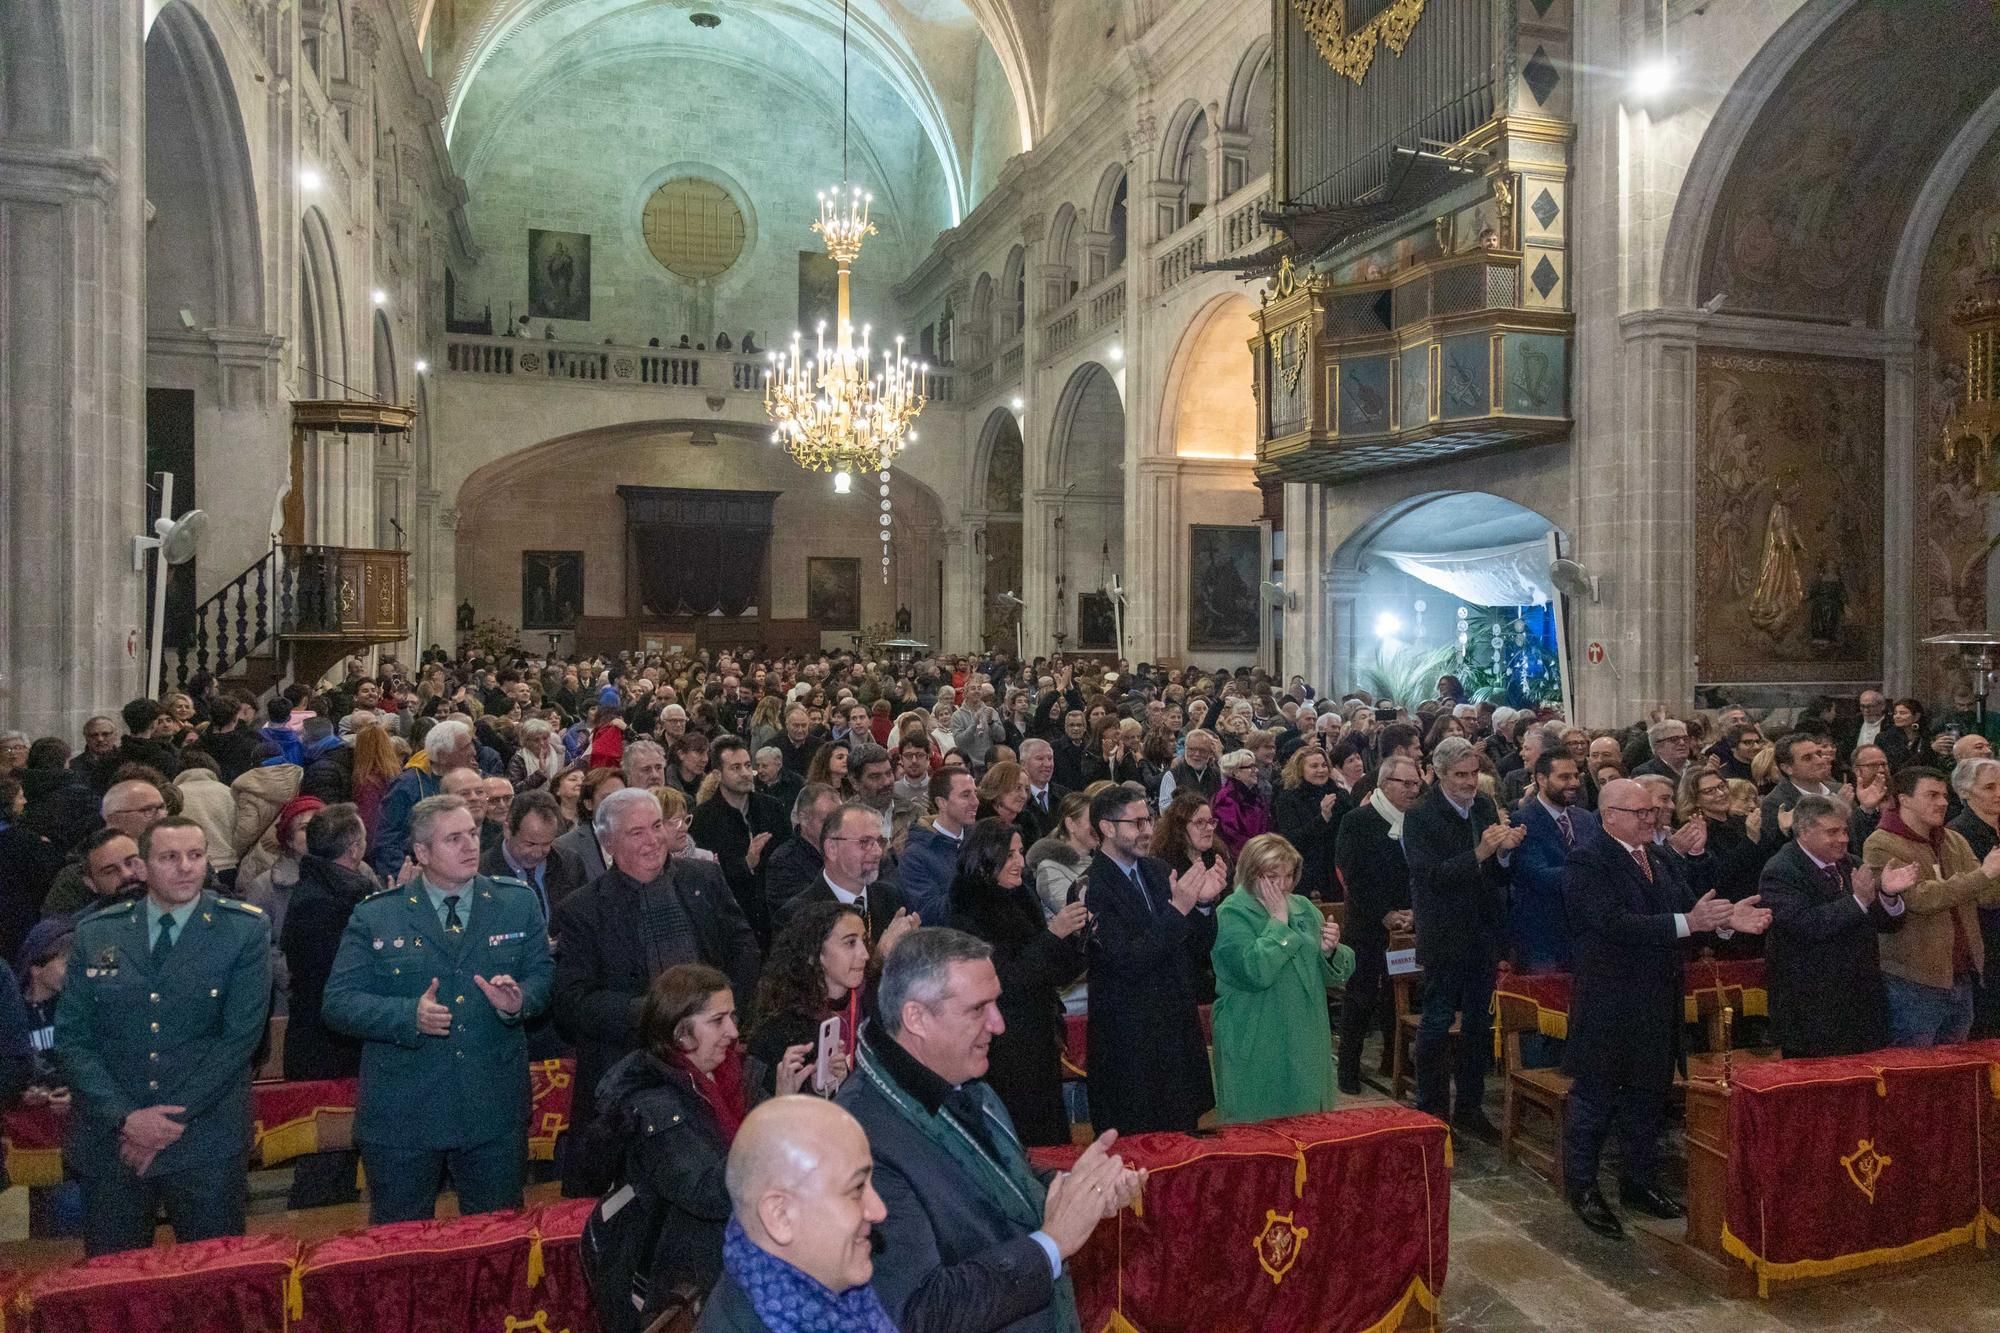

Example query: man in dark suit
[1631,719,1693,783]
[1511,749,1599,973]
[550,787,760,1196]
[763,784,839,922]
[479,790,587,926]
[1077,782,1223,1134]
[837,927,1142,1333]
[1758,733,1843,851]
[690,736,791,947]
[1761,795,1910,1057]
[1015,739,1069,846]
[551,811,608,884]
[1403,737,1522,1140]
[1561,778,1770,1237]
[1334,753,1418,1096]
[776,803,913,951]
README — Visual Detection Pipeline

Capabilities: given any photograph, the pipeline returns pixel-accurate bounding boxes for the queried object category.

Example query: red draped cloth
[1029,1108,1450,1333]
[529,1058,574,1162]
[20,1234,296,1333]
[1722,1043,1998,1292]
[293,1209,548,1332]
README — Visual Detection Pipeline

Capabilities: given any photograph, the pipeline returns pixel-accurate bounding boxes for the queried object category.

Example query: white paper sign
[1384,947,1419,976]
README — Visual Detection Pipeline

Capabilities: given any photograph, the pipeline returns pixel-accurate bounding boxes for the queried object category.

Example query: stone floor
[4,1059,1998,1330]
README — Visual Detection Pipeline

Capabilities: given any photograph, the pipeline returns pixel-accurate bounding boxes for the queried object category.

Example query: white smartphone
[813,1015,843,1095]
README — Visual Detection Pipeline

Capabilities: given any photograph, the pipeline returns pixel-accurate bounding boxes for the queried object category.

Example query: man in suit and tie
[763,784,840,922]
[1511,748,1598,973]
[778,802,915,958]
[1334,753,1419,1095]
[323,794,554,1224]
[1760,795,1911,1058]
[1079,782,1224,1134]
[1403,737,1523,1141]
[1759,734,1843,851]
[480,790,587,926]
[1016,739,1069,845]
[1561,779,1770,1237]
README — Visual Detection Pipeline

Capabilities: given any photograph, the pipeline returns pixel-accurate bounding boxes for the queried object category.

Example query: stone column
[1281,481,1328,687]
[1,1,147,736]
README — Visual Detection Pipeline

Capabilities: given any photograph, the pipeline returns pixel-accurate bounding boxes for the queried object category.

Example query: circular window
[642,178,746,280]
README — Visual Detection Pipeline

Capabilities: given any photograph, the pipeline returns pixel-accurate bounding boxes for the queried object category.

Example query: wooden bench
[1499,993,1571,1189]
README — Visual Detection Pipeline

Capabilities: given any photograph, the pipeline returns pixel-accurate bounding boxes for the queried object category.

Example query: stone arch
[1159,293,1259,461]
[1000,244,1026,340]
[968,272,995,361]
[974,407,1024,513]
[1046,362,1125,651]
[372,309,397,403]
[1224,39,1274,187]
[1090,163,1128,275]
[0,0,71,144]
[1049,361,1126,490]
[1159,99,1212,233]
[1224,37,1272,132]
[1046,203,1081,308]
[146,1,264,330]
[299,206,348,394]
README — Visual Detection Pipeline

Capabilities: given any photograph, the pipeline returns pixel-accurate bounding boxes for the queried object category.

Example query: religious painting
[1338,355,1390,436]
[527,229,590,321]
[799,250,839,337]
[1189,525,1261,651]
[1693,350,1882,684]
[1911,126,2000,702]
[521,550,583,629]
[806,556,860,630]
[1078,592,1117,651]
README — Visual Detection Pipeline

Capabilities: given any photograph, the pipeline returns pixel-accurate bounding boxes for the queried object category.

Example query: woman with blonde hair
[976,759,1030,825]
[1210,834,1355,1123]
[649,786,718,864]
[746,695,785,752]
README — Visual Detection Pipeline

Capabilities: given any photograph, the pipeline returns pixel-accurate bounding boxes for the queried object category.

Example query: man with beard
[691,736,790,946]
[1511,749,1599,972]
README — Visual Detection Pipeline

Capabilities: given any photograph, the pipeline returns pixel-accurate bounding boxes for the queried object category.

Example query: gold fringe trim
[1354,1274,1437,1333]
[1721,1217,1982,1299]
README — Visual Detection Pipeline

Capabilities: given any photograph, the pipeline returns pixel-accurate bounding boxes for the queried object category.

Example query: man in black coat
[551,788,760,1197]
[1015,739,1069,846]
[480,789,588,926]
[775,804,912,949]
[1561,779,1771,1237]
[1760,795,1909,1058]
[279,803,374,1208]
[1076,783,1223,1135]
[1334,755,1418,1096]
[762,784,838,922]
[1402,738,1521,1139]
[690,737,790,947]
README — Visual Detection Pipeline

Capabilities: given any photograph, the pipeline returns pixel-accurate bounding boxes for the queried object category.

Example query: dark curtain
[633,523,767,617]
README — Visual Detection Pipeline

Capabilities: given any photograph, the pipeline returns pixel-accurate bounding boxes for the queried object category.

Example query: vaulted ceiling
[419,0,1049,227]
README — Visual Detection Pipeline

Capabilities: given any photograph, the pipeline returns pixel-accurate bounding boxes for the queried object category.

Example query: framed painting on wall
[1188,525,1261,651]
[1078,592,1117,650]
[528,229,591,321]
[522,550,584,629]
[799,250,839,336]
[806,557,861,630]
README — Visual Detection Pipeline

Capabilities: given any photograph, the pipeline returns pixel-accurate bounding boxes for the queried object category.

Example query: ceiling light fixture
[764,0,926,583]
[689,11,720,28]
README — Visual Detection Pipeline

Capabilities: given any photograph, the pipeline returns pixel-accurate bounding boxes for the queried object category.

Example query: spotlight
[1374,612,1404,642]
[299,166,323,192]
[371,289,387,306]
[1108,345,1124,363]
[834,471,853,494]
[1010,396,1025,411]
[1629,57,1676,103]
[413,359,429,374]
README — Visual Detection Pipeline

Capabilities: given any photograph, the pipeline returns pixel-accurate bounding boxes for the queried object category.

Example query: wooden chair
[1498,994,1571,1190]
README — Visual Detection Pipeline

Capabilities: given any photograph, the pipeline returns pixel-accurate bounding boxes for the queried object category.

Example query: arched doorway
[975,408,1024,652]
[1047,363,1124,654]
[1329,493,1564,706]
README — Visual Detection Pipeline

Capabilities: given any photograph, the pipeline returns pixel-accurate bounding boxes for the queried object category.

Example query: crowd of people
[2,649,1996,1328]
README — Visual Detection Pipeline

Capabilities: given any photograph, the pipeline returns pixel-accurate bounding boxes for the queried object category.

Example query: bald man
[699,1097,892,1333]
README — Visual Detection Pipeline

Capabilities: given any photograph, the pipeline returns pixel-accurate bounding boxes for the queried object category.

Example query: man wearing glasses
[1561,778,1770,1238]
[782,802,916,959]
[1079,783,1225,1134]
[43,780,178,918]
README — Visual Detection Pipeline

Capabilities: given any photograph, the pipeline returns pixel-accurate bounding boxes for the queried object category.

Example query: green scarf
[854,1038,1082,1333]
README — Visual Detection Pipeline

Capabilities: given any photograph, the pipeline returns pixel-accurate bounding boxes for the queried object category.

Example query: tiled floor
[6,1061,1998,1330]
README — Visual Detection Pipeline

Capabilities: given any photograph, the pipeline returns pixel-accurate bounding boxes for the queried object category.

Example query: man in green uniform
[324,793,554,1223]
[56,816,271,1254]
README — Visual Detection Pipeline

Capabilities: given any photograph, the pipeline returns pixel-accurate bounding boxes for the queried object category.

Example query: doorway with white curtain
[1328,492,1565,707]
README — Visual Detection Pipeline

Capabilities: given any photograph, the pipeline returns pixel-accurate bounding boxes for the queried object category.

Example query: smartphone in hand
[813,1015,843,1095]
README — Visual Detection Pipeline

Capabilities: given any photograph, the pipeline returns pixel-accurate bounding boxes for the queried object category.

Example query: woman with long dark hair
[945,818,1089,1145]
[748,900,867,1096]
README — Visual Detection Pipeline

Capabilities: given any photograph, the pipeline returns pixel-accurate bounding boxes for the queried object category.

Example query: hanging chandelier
[764,0,927,582]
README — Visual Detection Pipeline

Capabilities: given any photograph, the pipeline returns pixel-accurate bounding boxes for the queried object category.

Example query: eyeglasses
[1380,777,1421,789]
[108,802,167,819]
[1187,817,1217,830]
[1601,805,1659,818]
[1106,816,1154,827]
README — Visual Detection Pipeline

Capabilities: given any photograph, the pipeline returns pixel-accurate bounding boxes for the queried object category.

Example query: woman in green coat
[1212,832,1356,1123]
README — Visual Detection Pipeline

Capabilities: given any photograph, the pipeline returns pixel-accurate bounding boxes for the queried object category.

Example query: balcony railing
[1154,174,1274,295]
[447,334,773,396]
[1158,234,1208,293]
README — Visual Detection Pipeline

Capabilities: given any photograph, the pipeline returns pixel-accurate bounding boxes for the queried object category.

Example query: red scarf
[670,1046,749,1143]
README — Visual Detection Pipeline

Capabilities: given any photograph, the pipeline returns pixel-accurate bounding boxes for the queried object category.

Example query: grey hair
[1379,752,1421,783]
[408,794,471,849]
[1219,748,1257,774]
[621,740,665,778]
[1647,718,1688,746]
[1951,756,2000,798]
[1790,793,1848,833]
[826,800,888,842]
[1019,737,1053,760]
[594,785,662,839]
[1431,735,1476,773]
[0,730,27,747]
[792,780,840,827]
[425,719,473,764]
[520,717,553,743]
[876,927,995,1036]
[754,745,783,765]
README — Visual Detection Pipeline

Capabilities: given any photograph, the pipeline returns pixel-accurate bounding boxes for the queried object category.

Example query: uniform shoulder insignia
[488,874,530,891]
[81,898,139,920]
[360,885,402,903]
[217,897,264,916]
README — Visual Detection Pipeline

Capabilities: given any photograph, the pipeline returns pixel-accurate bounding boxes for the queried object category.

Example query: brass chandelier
[763,0,927,581]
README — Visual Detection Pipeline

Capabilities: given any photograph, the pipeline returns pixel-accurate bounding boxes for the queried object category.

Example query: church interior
[8,0,2000,1329]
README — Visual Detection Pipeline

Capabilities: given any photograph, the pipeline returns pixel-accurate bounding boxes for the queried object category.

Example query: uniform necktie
[443,894,464,932]
[152,915,176,966]
[1556,811,1575,849]
[1630,846,1653,882]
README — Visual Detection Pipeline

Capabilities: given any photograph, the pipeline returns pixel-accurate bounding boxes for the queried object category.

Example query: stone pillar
[1128,457,1180,661]
[1281,481,1328,688]
[1,1,147,736]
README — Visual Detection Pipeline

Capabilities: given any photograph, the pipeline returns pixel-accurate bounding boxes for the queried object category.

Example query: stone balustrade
[445,333,954,404]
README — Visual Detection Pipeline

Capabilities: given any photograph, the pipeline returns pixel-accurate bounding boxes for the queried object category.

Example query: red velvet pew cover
[18,1233,296,1333]
[1722,1043,1998,1292]
[1030,1107,1450,1333]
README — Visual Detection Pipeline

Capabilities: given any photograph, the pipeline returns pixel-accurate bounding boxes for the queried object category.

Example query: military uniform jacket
[55,890,272,1178]
[322,873,554,1150]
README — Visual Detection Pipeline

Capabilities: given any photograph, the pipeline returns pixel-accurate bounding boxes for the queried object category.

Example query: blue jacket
[370,766,442,879]
[259,724,305,767]
[1511,798,1600,972]
[899,825,966,925]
